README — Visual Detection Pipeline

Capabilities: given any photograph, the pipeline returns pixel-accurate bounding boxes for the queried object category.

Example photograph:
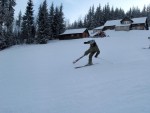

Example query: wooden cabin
[103,17,149,31]
[131,17,149,30]
[59,28,89,40]
[103,20,121,31]
[115,24,131,31]
[93,26,104,33]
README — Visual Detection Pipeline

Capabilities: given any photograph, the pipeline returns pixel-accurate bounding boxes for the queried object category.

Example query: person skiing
[84,40,100,65]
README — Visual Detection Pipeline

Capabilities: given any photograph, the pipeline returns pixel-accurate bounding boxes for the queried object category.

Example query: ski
[142,47,150,49]
[74,63,98,69]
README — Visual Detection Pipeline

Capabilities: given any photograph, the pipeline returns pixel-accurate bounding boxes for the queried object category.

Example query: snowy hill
[0,30,150,113]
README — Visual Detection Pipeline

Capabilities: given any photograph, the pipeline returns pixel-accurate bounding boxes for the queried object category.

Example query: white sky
[14,0,150,23]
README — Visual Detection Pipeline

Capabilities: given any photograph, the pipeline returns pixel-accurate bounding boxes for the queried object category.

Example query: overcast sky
[14,0,150,23]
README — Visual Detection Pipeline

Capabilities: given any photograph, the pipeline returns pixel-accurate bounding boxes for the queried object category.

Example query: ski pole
[73,55,85,64]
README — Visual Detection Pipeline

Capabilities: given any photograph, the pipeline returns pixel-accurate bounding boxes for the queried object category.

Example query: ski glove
[95,51,100,58]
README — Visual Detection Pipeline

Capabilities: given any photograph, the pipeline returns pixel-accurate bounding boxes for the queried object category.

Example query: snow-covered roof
[132,17,147,24]
[104,17,147,27]
[94,26,104,30]
[90,31,99,37]
[104,19,121,26]
[60,28,88,35]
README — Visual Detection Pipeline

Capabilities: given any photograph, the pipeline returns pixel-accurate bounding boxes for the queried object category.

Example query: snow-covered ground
[0,30,150,113]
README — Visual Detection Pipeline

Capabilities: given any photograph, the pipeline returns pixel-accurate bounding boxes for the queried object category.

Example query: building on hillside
[103,17,149,31]
[89,26,106,38]
[93,26,104,33]
[103,20,120,31]
[59,28,90,40]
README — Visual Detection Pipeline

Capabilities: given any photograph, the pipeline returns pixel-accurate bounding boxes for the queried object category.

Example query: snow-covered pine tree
[36,0,49,44]
[16,11,22,35]
[48,2,54,39]
[147,5,150,25]
[102,4,111,22]
[141,5,147,17]
[86,6,95,30]
[21,0,34,44]
[4,0,16,46]
[53,6,59,39]
[4,0,16,33]
[131,7,141,18]
[51,4,65,39]
[14,11,22,44]
[0,0,16,49]
[21,15,28,43]
[78,19,84,28]
[0,0,5,50]
[0,0,3,35]
[83,16,88,28]
[58,4,65,34]
[94,4,103,27]
[71,20,78,28]
[126,8,132,18]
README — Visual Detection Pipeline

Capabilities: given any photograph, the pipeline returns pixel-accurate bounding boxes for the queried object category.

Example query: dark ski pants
[88,52,96,64]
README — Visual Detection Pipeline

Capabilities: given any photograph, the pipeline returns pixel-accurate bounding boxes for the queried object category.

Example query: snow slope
[0,30,150,113]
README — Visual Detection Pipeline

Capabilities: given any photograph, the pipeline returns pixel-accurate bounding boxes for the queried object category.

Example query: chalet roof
[104,17,147,27]
[132,17,147,24]
[94,26,104,30]
[104,19,121,26]
[120,17,133,23]
[60,28,88,35]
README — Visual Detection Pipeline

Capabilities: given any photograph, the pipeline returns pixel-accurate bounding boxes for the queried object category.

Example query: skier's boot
[87,58,93,66]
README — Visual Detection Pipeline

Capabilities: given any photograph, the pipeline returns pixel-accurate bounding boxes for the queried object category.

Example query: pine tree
[47,4,65,32]
[147,5,150,25]
[13,11,22,44]
[36,0,49,44]
[141,5,147,17]
[86,6,95,29]
[126,8,132,18]
[15,11,22,44]
[21,0,34,44]
[0,0,4,35]
[71,20,78,28]
[0,0,4,45]
[83,16,88,28]
[118,8,125,19]
[58,4,65,34]
[53,7,59,38]
[102,5,107,22]
[94,4,103,27]
[48,2,54,39]
[90,5,95,29]
[16,11,22,34]
[78,19,84,28]
[130,7,141,18]
[0,0,16,49]
[4,0,16,33]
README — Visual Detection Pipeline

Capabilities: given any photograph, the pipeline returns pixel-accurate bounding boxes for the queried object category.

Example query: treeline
[1,0,150,51]
[68,3,150,30]
[0,0,16,50]
[14,0,65,44]
[0,0,65,50]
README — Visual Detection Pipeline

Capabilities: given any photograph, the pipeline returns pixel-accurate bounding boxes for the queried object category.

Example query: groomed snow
[0,30,150,113]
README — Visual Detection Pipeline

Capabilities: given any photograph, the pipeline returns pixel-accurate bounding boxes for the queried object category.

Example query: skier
[84,40,100,65]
